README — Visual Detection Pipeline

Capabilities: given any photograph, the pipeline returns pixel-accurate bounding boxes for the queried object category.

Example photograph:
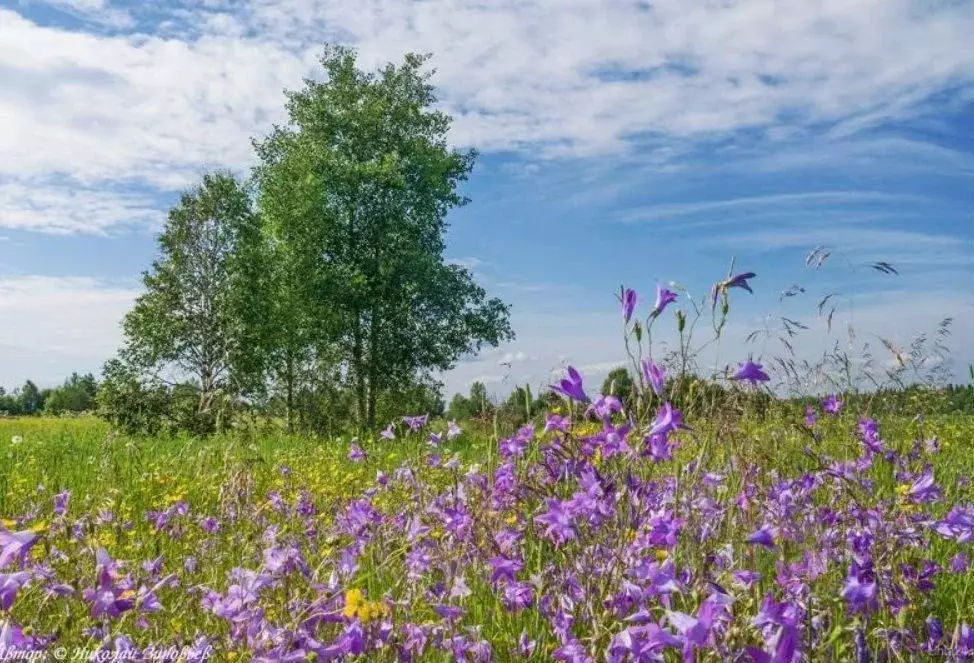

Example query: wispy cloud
[468,374,505,386]
[737,136,974,179]
[618,191,930,224]
[573,361,627,375]
[0,275,138,388]
[707,226,974,268]
[498,350,533,365]
[41,0,135,28]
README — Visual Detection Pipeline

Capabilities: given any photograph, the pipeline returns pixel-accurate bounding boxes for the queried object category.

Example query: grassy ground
[0,409,972,659]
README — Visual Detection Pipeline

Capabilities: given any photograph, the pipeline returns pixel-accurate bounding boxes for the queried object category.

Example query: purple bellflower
[621,287,637,323]
[733,361,770,385]
[640,359,665,396]
[551,366,589,402]
[652,285,679,318]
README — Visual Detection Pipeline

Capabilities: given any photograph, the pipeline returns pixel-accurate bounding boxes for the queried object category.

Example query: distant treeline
[796,382,974,416]
[0,373,97,416]
[2,369,971,432]
[444,369,974,433]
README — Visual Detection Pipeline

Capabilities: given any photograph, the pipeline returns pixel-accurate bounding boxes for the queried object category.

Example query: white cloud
[46,0,109,10]
[0,275,138,388]
[292,0,974,154]
[0,9,310,188]
[467,374,506,387]
[498,350,532,365]
[1,0,974,232]
[0,180,165,233]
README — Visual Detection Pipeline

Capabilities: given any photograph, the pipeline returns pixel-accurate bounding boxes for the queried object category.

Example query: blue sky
[1,0,972,399]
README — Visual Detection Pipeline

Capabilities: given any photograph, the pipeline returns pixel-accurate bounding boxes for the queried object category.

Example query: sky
[1,0,972,402]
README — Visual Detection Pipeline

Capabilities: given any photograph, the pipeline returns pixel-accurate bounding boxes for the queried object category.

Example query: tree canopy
[116,170,268,433]
[252,46,513,429]
[100,46,514,434]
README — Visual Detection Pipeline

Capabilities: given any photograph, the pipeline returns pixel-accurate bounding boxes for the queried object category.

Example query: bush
[97,359,173,435]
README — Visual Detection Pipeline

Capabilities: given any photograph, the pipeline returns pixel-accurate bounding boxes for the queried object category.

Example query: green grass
[0,410,971,658]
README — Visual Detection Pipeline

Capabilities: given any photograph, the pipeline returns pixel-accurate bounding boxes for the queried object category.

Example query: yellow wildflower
[343,589,365,619]
[343,588,386,622]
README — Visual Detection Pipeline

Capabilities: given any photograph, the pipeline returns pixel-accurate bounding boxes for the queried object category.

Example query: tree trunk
[352,314,367,429]
[366,308,380,430]
[284,351,294,434]
[366,382,377,431]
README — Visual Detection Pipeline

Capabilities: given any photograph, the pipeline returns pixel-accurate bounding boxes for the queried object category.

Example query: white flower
[11,435,22,445]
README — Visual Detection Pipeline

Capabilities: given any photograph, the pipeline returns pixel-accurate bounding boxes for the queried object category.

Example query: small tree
[17,380,43,415]
[468,381,494,419]
[375,376,445,425]
[446,392,474,421]
[601,367,635,407]
[0,387,18,415]
[115,171,268,433]
[497,384,542,429]
[97,358,172,435]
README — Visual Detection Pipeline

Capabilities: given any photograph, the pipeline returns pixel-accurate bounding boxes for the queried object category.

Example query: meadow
[1,384,972,660]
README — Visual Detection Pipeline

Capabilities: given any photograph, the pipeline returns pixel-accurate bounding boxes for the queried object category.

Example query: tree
[97,358,173,434]
[467,381,494,418]
[43,372,98,414]
[254,46,513,429]
[17,380,43,415]
[117,171,269,433]
[497,384,543,429]
[446,392,474,421]
[375,375,445,426]
[446,381,498,421]
[260,236,338,434]
[601,367,635,406]
[0,387,17,415]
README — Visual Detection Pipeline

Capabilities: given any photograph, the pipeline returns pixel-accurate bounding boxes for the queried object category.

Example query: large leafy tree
[254,46,513,428]
[118,170,270,431]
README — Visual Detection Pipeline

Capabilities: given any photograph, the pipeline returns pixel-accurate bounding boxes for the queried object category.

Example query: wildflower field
[1,385,973,660]
[1,267,973,662]
[3,6,974,658]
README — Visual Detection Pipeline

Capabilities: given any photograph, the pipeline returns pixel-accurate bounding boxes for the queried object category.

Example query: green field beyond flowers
[0,404,972,661]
